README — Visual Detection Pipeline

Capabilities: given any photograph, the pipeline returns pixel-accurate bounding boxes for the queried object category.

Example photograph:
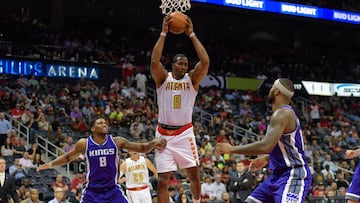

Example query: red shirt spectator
[11,103,24,120]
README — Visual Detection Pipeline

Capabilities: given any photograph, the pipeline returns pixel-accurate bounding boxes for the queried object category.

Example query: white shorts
[155,125,199,173]
[126,186,151,203]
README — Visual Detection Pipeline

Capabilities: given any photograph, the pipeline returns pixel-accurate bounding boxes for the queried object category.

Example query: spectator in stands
[62,137,75,153]
[201,175,213,198]
[70,171,85,194]
[176,192,190,203]
[17,178,31,201]
[215,129,228,143]
[322,154,338,173]
[20,108,34,129]
[209,173,227,201]
[27,143,41,160]
[11,103,24,121]
[19,152,35,168]
[71,117,89,132]
[0,112,12,147]
[228,161,253,203]
[69,106,82,122]
[28,75,40,91]
[168,186,176,203]
[1,137,14,157]
[32,153,44,167]
[321,165,335,181]
[134,70,147,94]
[200,194,210,203]
[13,136,26,158]
[9,158,28,185]
[19,188,42,203]
[37,116,50,132]
[335,172,349,189]
[48,187,68,203]
[52,174,69,192]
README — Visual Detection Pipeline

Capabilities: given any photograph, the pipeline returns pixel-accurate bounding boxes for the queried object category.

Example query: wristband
[160,32,167,37]
[189,32,196,38]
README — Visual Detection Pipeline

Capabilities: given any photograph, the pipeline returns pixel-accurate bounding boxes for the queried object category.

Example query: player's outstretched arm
[37,139,86,171]
[118,161,127,184]
[151,16,170,88]
[115,137,167,154]
[146,158,158,179]
[216,109,289,155]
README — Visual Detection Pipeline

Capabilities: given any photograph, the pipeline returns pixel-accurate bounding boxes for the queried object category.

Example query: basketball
[169,11,187,34]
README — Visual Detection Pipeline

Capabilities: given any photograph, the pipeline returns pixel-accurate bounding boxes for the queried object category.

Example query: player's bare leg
[158,172,171,203]
[185,166,201,201]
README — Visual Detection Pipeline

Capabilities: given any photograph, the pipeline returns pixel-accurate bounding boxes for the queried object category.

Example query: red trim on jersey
[127,185,148,191]
[157,123,193,136]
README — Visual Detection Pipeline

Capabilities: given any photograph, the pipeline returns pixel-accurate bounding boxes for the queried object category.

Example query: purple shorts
[81,185,128,203]
[246,167,312,203]
[346,163,360,201]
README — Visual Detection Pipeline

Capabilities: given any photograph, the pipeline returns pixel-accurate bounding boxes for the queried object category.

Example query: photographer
[228,162,253,203]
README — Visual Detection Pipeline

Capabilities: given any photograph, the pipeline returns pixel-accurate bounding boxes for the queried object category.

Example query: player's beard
[267,91,275,105]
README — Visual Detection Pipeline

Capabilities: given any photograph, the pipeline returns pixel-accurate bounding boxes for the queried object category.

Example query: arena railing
[5,112,71,176]
[35,135,71,176]
[5,112,29,145]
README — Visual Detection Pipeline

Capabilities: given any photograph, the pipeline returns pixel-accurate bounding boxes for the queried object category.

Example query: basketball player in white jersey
[150,15,210,203]
[119,151,158,203]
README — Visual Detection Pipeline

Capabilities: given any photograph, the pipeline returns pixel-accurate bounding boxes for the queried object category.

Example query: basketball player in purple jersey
[151,15,210,203]
[37,117,167,203]
[216,78,311,203]
[345,148,360,203]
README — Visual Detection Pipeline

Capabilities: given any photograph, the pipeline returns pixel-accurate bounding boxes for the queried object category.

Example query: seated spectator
[32,153,45,167]
[21,108,34,129]
[200,194,210,203]
[49,187,67,203]
[27,143,42,160]
[62,136,75,153]
[70,171,85,194]
[17,178,32,201]
[1,137,14,157]
[70,106,82,122]
[19,152,35,168]
[9,158,28,184]
[176,192,190,203]
[13,136,26,158]
[20,188,43,203]
[52,174,69,192]
[37,116,50,132]
[71,117,89,132]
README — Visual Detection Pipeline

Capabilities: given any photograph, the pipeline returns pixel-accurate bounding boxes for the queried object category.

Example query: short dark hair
[172,54,187,63]
[279,78,294,92]
[89,116,104,128]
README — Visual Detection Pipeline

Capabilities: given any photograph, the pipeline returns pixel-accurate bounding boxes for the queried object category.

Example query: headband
[274,79,294,99]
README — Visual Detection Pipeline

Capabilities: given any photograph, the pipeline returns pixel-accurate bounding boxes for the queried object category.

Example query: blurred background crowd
[0,0,360,202]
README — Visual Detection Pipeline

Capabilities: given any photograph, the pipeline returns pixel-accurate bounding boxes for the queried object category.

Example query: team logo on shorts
[286,192,299,203]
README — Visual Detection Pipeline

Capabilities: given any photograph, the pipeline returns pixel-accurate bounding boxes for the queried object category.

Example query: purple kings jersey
[269,105,308,172]
[84,134,120,192]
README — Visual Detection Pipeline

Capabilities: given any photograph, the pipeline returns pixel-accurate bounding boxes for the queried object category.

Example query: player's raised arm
[37,138,86,171]
[185,17,210,90]
[151,16,170,88]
